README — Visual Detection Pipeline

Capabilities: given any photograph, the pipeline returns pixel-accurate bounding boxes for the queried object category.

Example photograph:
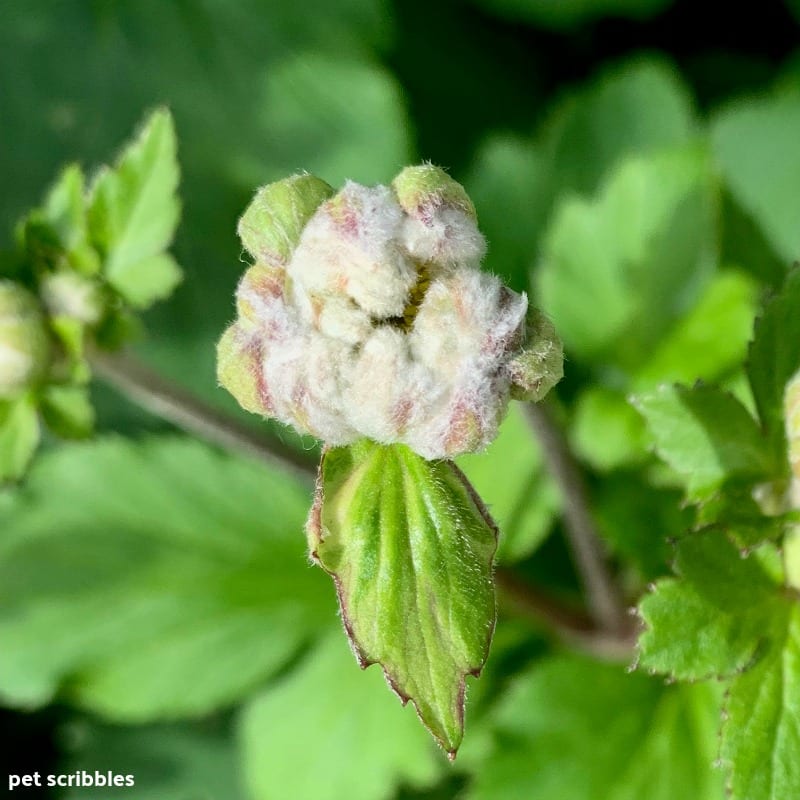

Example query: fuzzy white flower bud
[218,168,562,459]
[41,271,105,325]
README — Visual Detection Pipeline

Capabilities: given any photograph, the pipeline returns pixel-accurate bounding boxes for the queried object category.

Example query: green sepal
[307,440,498,757]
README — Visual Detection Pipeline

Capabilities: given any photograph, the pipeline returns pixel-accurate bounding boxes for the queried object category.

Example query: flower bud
[506,311,564,402]
[0,281,50,399]
[219,167,563,460]
[238,174,334,265]
[392,164,486,270]
[785,371,800,481]
[41,271,105,325]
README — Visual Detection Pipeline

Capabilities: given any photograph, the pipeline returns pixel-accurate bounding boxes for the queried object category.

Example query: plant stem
[523,401,630,635]
[90,349,316,484]
[92,349,633,650]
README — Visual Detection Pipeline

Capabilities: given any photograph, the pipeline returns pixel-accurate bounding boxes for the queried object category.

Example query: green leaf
[40,385,95,439]
[469,654,724,800]
[241,632,441,800]
[466,58,694,290]
[721,602,800,800]
[0,437,330,718]
[537,147,715,367]
[712,91,800,265]
[88,108,181,308]
[633,384,774,499]
[0,394,40,483]
[632,269,758,389]
[457,404,560,562]
[747,266,800,467]
[308,440,497,756]
[472,0,672,30]
[571,387,648,470]
[638,530,782,680]
[64,720,245,800]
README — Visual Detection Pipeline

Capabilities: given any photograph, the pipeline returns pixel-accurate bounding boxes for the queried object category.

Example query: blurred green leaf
[310,440,497,755]
[712,90,800,266]
[467,58,695,289]
[458,404,560,562]
[40,385,95,439]
[64,720,245,800]
[0,394,40,483]
[471,0,672,30]
[747,266,800,468]
[537,147,715,367]
[633,384,774,499]
[632,270,757,389]
[469,654,724,800]
[88,108,182,308]
[241,632,441,800]
[0,437,331,718]
[571,387,647,471]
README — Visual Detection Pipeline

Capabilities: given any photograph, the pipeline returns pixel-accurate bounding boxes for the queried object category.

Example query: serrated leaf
[712,91,800,265]
[0,437,330,718]
[633,383,774,499]
[469,654,724,800]
[308,440,497,756]
[721,602,800,800]
[0,394,40,483]
[241,632,441,800]
[457,404,560,562]
[747,266,800,467]
[88,109,181,308]
[537,147,715,367]
[638,530,781,680]
[40,385,95,439]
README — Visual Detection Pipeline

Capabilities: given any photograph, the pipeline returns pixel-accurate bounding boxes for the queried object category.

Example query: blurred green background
[2,0,800,798]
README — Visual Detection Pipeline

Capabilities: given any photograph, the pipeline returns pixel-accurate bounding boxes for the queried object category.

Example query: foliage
[2,3,800,800]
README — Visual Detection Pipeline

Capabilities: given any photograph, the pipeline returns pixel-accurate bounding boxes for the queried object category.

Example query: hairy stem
[523,401,630,635]
[90,349,316,484]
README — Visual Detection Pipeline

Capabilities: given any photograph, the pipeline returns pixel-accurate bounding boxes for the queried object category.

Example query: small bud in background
[237,174,334,265]
[784,371,800,481]
[0,281,51,399]
[41,271,105,326]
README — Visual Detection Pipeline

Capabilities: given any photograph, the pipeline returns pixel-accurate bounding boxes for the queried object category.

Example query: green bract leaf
[88,108,182,308]
[747,266,800,467]
[308,440,498,756]
[0,394,40,483]
[0,437,330,718]
[241,633,441,800]
[458,404,560,562]
[633,384,773,499]
[469,654,724,800]
[712,91,800,265]
[537,147,715,367]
